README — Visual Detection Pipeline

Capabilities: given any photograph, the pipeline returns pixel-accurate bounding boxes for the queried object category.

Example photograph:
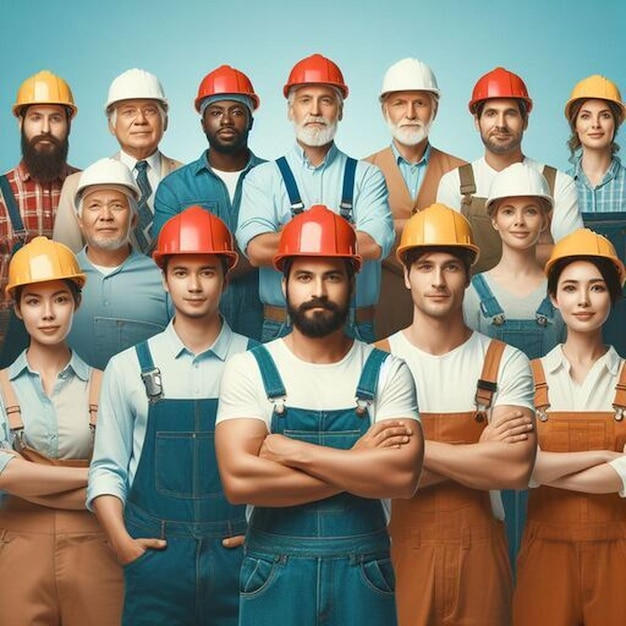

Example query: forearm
[92,495,133,553]
[532,449,614,484]
[0,457,87,496]
[356,231,382,261]
[246,232,281,267]
[545,463,622,494]
[21,487,87,510]
[417,468,450,489]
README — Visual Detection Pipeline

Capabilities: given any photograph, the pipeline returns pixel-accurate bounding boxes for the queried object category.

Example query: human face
[284,257,351,338]
[20,104,69,147]
[575,99,616,152]
[288,86,341,147]
[403,251,468,321]
[383,91,436,146]
[551,260,611,334]
[491,196,547,250]
[476,98,526,155]
[201,99,251,153]
[109,99,165,159]
[16,279,76,347]
[163,254,224,321]
[78,188,135,251]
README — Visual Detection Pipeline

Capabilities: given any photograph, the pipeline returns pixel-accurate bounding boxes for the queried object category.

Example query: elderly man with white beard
[366,58,466,339]
[237,53,393,343]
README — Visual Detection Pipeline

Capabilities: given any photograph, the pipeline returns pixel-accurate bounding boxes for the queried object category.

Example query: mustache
[30,133,64,148]
[298,297,339,313]
[304,115,329,126]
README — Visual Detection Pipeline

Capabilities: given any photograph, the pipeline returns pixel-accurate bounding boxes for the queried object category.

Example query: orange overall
[0,369,123,626]
[389,340,512,626]
[513,360,626,626]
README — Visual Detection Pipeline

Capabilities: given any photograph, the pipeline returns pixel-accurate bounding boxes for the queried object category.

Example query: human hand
[116,537,166,566]
[259,433,298,464]
[353,420,413,450]
[479,410,533,443]
[222,535,245,549]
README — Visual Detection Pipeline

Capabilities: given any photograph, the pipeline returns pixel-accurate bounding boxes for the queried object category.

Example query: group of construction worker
[0,51,624,626]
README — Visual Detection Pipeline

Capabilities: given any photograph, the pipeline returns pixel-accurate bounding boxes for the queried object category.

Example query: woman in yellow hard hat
[513,228,626,625]
[0,237,122,626]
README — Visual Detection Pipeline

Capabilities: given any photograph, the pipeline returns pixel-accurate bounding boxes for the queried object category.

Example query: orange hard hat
[564,74,624,123]
[194,65,259,113]
[153,206,238,270]
[469,67,532,114]
[283,54,349,99]
[13,70,77,119]
[273,205,361,272]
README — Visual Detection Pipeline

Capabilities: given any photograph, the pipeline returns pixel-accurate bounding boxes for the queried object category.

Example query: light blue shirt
[392,141,431,200]
[568,155,626,212]
[236,143,393,307]
[0,350,94,481]
[67,247,171,370]
[86,320,251,510]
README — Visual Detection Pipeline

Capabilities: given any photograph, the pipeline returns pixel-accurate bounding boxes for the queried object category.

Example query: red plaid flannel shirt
[0,161,79,309]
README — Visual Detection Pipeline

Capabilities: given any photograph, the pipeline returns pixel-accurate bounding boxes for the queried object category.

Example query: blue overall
[266,157,375,344]
[239,345,397,626]
[121,341,247,626]
[472,272,562,576]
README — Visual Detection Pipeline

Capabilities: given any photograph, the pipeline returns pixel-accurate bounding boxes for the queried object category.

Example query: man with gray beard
[366,58,466,339]
[237,53,393,343]
[66,158,170,369]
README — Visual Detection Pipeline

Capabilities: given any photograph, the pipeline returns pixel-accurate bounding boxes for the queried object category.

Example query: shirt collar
[391,141,431,167]
[16,160,73,183]
[8,349,90,382]
[164,317,234,361]
[544,344,621,376]
[292,141,338,168]
[197,149,258,176]
[571,155,621,185]
[119,150,162,175]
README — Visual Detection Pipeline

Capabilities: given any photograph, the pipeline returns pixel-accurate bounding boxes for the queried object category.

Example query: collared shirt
[87,320,251,509]
[392,141,431,200]
[567,156,626,212]
[119,150,162,209]
[0,350,94,479]
[237,143,393,307]
[0,161,79,309]
[67,247,171,370]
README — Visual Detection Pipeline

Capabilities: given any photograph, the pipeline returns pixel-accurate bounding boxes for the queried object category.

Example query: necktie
[134,160,153,253]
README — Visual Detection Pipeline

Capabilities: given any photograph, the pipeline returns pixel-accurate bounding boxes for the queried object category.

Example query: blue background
[1,0,624,172]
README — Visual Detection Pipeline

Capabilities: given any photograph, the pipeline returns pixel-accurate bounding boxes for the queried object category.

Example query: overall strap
[0,175,27,253]
[613,361,626,421]
[134,341,163,404]
[0,368,24,440]
[475,339,506,420]
[339,157,357,222]
[246,337,261,350]
[276,157,305,216]
[530,358,550,421]
[250,345,287,413]
[472,274,505,323]
[88,369,103,431]
[535,295,555,326]
[458,164,476,216]
[541,165,557,197]
[355,348,389,415]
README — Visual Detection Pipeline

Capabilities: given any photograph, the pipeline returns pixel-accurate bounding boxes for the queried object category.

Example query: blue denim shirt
[568,155,626,212]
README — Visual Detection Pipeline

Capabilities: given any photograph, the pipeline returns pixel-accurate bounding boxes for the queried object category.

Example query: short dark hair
[475,99,529,124]
[161,256,229,276]
[282,257,356,281]
[400,246,476,276]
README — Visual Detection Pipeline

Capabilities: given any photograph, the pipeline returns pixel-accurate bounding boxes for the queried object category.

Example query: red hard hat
[273,205,361,272]
[468,67,533,114]
[153,206,238,270]
[194,65,260,112]
[283,54,349,99]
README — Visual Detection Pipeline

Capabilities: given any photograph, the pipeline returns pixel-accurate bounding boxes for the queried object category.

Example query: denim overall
[122,341,247,626]
[472,272,561,576]
[239,345,397,626]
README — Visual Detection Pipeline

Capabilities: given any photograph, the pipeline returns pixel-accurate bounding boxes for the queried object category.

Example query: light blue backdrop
[1,0,624,173]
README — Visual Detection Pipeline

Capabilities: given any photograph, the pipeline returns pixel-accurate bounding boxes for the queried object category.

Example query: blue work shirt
[568,156,626,212]
[67,247,171,370]
[392,141,431,200]
[86,320,250,510]
[236,143,393,307]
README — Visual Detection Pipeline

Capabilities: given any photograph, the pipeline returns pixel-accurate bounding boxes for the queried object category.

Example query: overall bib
[514,360,626,626]
[389,340,512,626]
[239,345,397,626]
[472,272,562,572]
[122,342,246,626]
[0,369,123,626]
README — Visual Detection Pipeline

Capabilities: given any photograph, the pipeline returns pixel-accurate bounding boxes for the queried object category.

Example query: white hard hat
[104,68,168,114]
[74,158,141,210]
[380,58,440,100]
[486,163,554,214]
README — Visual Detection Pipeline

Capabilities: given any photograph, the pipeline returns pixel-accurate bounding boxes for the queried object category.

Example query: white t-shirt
[436,156,583,242]
[211,168,243,203]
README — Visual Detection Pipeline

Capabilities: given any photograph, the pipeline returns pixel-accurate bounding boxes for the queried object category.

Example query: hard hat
[380,58,440,100]
[486,163,554,215]
[13,70,77,119]
[153,206,238,270]
[6,237,86,297]
[104,69,168,114]
[545,228,626,286]
[564,74,625,122]
[397,203,480,265]
[195,65,259,113]
[273,205,361,272]
[468,67,533,114]
[283,54,349,99]
[74,158,140,210]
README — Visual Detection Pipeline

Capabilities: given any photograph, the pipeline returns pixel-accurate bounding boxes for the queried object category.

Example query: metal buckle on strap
[536,315,548,327]
[12,228,28,243]
[491,314,505,327]
[355,398,370,417]
[271,397,287,416]
[141,368,163,404]
[614,406,625,422]
[12,428,26,450]
[536,408,549,422]
[290,202,305,215]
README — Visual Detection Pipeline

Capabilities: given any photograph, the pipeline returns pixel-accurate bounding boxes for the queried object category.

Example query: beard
[293,116,338,147]
[21,130,69,182]
[480,130,522,155]
[205,127,250,156]
[386,115,433,147]
[287,296,349,338]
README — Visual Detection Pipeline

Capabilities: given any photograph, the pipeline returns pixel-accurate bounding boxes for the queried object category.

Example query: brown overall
[0,369,123,626]
[513,360,626,626]
[388,339,512,625]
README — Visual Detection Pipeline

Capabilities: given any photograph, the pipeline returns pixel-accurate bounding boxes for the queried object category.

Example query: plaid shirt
[568,156,626,213]
[0,161,79,309]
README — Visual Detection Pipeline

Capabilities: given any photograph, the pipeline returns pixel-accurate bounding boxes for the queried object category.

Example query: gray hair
[287,85,344,110]
[107,101,167,127]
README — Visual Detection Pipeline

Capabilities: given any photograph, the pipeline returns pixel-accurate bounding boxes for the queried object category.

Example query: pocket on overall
[359,555,396,595]
[239,553,281,596]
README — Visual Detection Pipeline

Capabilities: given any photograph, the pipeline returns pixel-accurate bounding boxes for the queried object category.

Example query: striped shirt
[568,155,626,213]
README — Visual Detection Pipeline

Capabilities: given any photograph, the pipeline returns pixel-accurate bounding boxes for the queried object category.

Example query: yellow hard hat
[6,237,86,298]
[13,70,77,119]
[545,228,626,286]
[564,75,624,123]
[397,203,480,265]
